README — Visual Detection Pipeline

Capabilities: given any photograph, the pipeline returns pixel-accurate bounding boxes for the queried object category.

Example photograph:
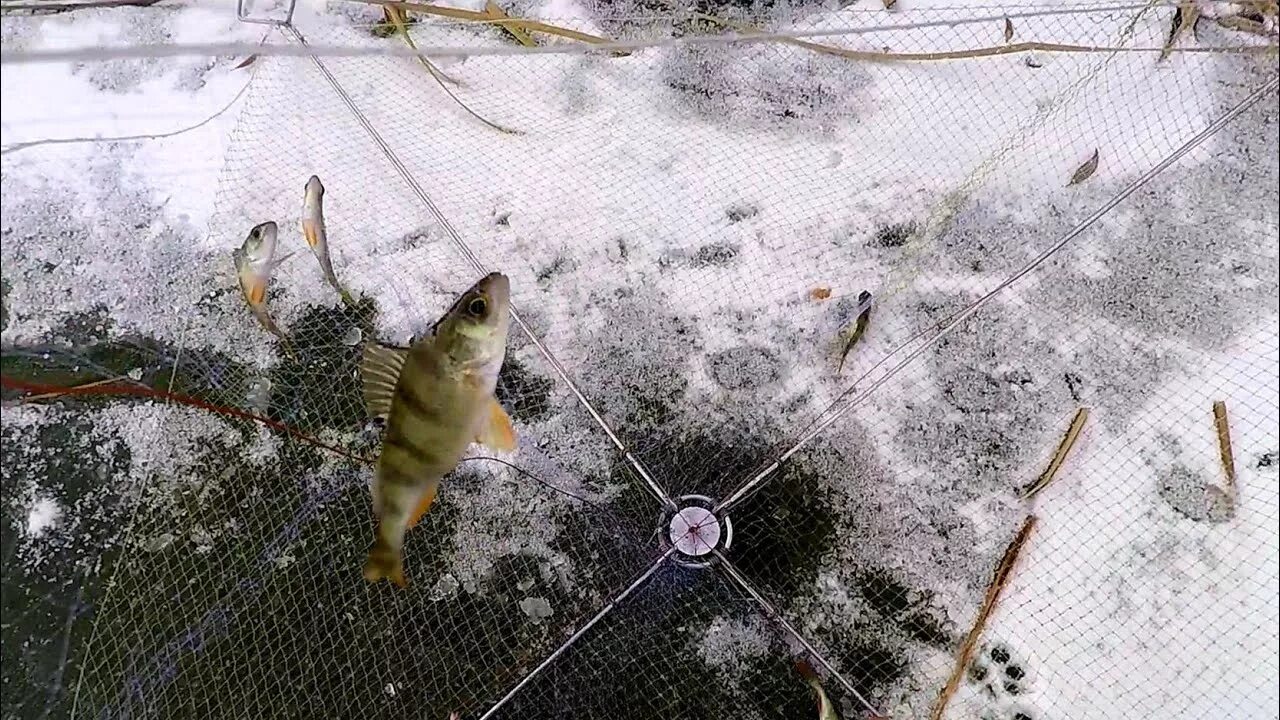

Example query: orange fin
[475,395,517,452]
[302,219,320,248]
[246,278,266,306]
[405,482,439,530]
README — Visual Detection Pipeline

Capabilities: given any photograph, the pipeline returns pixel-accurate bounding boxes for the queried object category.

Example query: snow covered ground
[1,0,1277,719]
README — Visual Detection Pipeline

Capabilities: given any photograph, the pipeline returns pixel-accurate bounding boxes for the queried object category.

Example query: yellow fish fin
[302,219,320,248]
[361,342,409,419]
[245,278,266,306]
[475,395,517,452]
[405,482,440,530]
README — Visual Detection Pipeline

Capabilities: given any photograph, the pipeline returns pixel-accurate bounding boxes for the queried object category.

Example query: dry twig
[930,515,1038,720]
[1213,400,1239,504]
[1021,407,1089,500]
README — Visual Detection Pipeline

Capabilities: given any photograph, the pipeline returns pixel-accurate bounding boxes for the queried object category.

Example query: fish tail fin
[362,534,407,588]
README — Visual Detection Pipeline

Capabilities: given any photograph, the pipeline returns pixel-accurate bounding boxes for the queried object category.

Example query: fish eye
[467,297,487,316]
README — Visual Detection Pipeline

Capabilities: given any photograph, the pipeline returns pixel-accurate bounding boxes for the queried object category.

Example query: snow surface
[1,0,1277,719]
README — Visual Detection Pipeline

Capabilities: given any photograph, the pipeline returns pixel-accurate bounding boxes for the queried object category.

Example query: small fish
[233,221,295,356]
[1003,17,1015,42]
[1067,149,1100,187]
[796,659,839,720]
[361,272,517,588]
[301,175,356,307]
[837,290,873,373]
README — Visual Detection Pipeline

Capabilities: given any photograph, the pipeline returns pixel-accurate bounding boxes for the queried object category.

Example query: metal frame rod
[284,24,678,512]
[715,73,1280,516]
[715,550,883,718]
[477,549,675,720]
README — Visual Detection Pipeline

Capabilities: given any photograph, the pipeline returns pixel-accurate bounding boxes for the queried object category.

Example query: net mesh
[1,1,1277,719]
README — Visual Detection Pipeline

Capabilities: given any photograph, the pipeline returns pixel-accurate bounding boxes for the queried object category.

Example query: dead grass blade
[930,515,1038,720]
[384,4,522,134]
[1020,407,1089,500]
[363,0,626,54]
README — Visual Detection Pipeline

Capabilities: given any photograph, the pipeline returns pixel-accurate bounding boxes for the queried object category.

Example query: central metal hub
[664,494,731,569]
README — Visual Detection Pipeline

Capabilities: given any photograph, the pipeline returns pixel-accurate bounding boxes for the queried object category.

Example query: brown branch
[692,11,1276,61]
[930,515,1038,720]
[1213,400,1239,504]
[1020,407,1089,500]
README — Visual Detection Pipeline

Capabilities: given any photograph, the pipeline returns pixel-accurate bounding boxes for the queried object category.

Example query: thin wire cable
[283,23,680,512]
[715,73,1280,516]
[1,56,257,156]
[476,548,677,720]
[715,550,883,718]
[9,3,1264,64]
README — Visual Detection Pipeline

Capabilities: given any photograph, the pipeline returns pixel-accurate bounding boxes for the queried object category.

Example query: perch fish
[360,272,517,588]
[836,290,873,373]
[301,175,356,306]
[796,659,840,720]
[233,221,295,354]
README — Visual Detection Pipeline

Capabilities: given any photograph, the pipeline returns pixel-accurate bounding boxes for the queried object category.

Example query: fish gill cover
[1,2,1278,720]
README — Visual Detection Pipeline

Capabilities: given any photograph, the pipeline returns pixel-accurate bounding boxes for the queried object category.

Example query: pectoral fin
[475,396,517,451]
[405,482,439,530]
[302,219,320,248]
[361,342,409,419]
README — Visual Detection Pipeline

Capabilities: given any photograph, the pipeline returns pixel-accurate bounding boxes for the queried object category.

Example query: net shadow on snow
[62,405,665,720]
[492,561,860,720]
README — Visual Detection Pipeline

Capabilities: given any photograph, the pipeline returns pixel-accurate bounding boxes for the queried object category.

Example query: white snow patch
[25,497,61,537]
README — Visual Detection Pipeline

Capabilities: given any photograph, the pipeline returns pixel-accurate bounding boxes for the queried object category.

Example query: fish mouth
[477,271,510,299]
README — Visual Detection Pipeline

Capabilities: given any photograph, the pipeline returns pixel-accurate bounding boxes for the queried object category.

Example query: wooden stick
[1213,400,1238,503]
[692,12,1276,62]
[930,515,1038,720]
[1020,407,1089,500]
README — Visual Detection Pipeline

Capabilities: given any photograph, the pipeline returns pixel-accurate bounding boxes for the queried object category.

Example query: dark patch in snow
[535,255,574,285]
[871,221,917,248]
[1157,464,1234,523]
[708,345,782,391]
[495,354,555,423]
[726,203,759,223]
[690,242,739,268]
[660,43,868,131]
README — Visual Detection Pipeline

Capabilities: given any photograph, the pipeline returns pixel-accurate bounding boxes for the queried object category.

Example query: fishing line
[1,373,605,508]
[0,41,261,156]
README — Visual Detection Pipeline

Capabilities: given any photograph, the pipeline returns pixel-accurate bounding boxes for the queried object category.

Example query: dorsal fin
[361,341,409,419]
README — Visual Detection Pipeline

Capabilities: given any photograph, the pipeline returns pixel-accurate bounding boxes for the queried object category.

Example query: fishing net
[2,2,1278,719]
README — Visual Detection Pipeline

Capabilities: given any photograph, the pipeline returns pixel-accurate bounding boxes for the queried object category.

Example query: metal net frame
[1,1,1278,719]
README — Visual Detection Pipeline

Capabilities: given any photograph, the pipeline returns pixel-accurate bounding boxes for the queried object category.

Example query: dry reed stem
[1021,407,1089,500]
[1213,400,1238,504]
[930,514,1038,720]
